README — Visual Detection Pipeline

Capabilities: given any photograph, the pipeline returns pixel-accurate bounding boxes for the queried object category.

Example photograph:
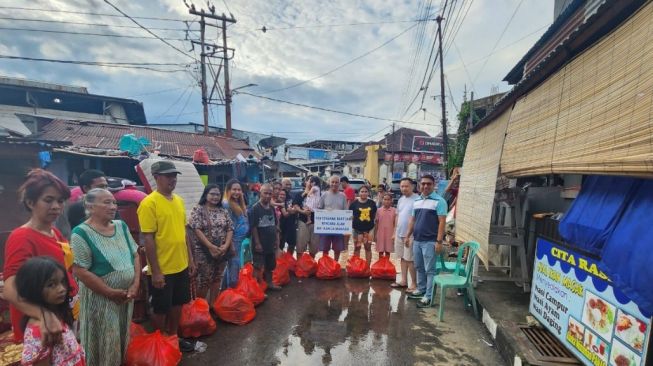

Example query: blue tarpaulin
[559,175,652,314]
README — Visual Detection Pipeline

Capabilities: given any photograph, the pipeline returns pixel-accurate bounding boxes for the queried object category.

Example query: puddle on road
[273,280,407,365]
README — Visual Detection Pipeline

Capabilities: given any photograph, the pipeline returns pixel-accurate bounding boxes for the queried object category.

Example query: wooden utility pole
[188,5,236,136]
[390,122,395,182]
[222,18,232,137]
[436,15,449,179]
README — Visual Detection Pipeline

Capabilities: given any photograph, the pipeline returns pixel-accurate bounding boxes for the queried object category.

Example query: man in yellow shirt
[138,160,197,352]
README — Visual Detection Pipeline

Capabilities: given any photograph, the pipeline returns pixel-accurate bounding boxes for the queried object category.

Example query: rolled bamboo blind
[456,109,511,266]
[501,2,653,177]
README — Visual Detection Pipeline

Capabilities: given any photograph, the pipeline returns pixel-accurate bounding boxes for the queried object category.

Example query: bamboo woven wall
[456,109,511,266]
[502,2,653,177]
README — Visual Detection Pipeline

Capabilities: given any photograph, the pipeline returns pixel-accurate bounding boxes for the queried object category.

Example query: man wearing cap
[137,161,198,352]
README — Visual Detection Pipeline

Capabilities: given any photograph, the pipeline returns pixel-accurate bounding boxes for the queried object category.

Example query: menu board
[530,239,651,366]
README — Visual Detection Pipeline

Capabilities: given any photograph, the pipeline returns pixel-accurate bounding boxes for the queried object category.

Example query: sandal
[390,282,407,288]
[405,287,417,294]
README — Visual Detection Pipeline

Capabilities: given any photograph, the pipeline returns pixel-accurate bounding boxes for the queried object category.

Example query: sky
[0,0,554,143]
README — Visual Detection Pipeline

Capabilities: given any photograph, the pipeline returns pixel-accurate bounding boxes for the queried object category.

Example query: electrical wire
[258,18,433,31]
[0,5,192,22]
[127,84,197,98]
[0,26,188,41]
[103,0,197,61]
[359,125,392,142]
[472,0,524,84]
[154,85,194,119]
[259,23,418,94]
[236,91,437,128]
[443,0,475,56]
[0,16,188,31]
[0,55,190,72]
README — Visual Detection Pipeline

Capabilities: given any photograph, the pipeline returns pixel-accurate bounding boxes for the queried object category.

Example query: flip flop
[390,282,407,288]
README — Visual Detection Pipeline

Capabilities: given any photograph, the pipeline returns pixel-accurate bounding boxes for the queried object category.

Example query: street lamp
[225,83,257,137]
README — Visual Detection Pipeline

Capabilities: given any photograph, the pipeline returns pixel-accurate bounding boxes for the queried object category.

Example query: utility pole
[222,18,233,137]
[390,122,395,182]
[187,3,236,136]
[436,15,449,179]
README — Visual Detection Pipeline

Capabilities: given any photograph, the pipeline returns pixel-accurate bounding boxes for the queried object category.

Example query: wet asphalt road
[181,257,505,366]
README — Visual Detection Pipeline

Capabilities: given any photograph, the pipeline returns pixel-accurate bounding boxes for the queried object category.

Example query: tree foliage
[446,101,479,173]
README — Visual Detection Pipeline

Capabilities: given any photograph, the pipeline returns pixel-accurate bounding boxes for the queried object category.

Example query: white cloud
[0,0,553,143]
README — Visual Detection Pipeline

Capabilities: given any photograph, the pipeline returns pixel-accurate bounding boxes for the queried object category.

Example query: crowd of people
[2,161,451,365]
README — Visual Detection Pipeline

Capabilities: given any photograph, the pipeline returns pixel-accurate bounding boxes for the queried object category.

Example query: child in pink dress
[375,193,397,257]
[16,257,85,366]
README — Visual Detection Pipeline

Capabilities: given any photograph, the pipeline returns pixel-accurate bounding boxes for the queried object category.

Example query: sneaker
[416,297,433,308]
[407,291,425,299]
[194,340,207,353]
[268,284,283,291]
[179,339,195,353]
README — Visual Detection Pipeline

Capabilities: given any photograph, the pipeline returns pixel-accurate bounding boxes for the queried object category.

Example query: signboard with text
[314,210,353,235]
[530,239,651,366]
[412,136,444,153]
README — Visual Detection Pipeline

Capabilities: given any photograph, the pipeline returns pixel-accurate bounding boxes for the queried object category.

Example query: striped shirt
[411,192,448,242]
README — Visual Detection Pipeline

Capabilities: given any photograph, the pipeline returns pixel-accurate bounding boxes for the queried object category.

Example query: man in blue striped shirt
[403,174,448,307]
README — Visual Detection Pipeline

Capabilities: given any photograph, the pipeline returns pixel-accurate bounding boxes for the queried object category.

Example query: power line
[0,26,188,41]
[154,86,194,119]
[0,16,189,31]
[473,0,524,84]
[0,55,190,72]
[236,91,436,128]
[360,125,392,142]
[103,0,197,61]
[443,0,474,56]
[0,5,192,22]
[127,84,197,98]
[260,23,419,94]
[453,42,475,91]
[258,18,433,31]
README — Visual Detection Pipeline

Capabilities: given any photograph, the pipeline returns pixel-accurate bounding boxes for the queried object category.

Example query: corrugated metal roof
[341,127,431,162]
[36,119,254,160]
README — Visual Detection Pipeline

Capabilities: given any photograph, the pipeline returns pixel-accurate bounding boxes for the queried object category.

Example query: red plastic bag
[179,298,217,338]
[213,289,256,325]
[316,255,342,280]
[130,322,147,338]
[125,330,182,366]
[258,277,268,293]
[346,255,370,278]
[272,258,290,286]
[371,256,397,280]
[295,253,317,278]
[235,263,265,305]
[280,252,297,273]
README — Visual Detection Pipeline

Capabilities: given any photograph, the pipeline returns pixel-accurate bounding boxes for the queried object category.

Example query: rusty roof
[36,119,255,161]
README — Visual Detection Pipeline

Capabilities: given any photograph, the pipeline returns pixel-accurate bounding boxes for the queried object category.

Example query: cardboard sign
[314,210,352,235]
[530,239,651,366]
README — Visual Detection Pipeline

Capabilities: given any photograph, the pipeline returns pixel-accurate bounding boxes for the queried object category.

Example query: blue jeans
[413,240,437,300]
[222,238,244,289]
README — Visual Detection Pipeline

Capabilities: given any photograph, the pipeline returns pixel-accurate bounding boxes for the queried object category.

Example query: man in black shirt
[66,169,120,231]
[249,183,281,290]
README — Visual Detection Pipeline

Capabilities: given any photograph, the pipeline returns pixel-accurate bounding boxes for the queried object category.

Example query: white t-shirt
[396,193,419,238]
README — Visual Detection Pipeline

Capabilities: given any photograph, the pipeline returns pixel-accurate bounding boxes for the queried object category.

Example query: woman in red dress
[3,169,79,344]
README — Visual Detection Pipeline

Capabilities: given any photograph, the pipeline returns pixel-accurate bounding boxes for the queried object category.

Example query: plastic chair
[240,238,252,265]
[431,241,479,321]
[435,253,456,274]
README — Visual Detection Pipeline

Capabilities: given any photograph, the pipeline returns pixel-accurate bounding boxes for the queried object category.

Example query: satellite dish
[258,136,287,149]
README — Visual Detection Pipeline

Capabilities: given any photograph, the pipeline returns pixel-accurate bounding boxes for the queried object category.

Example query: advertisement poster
[530,239,651,366]
[314,210,352,235]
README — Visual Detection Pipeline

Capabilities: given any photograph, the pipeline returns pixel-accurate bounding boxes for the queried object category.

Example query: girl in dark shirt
[349,185,377,269]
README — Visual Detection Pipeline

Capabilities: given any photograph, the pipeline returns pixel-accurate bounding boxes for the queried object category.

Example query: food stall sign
[530,239,650,366]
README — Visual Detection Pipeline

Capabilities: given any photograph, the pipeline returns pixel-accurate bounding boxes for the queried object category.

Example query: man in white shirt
[391,178,418,292]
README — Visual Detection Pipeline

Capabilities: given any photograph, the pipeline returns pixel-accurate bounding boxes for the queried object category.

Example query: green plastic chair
[431,241,480,321]
[240,238,252,265]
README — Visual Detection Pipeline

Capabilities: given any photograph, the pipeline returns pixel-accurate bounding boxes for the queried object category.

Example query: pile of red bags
[316,255,342,280]
[213,288,256,325]
[346,255,370,278]
[179,297,217,338]
[279,251,297,273]
[272,258,290,286]
[295,253,318,278]
[130,322,146,338]
[370,256,397,280]
[125,330,182,366]
[235,263,266,306]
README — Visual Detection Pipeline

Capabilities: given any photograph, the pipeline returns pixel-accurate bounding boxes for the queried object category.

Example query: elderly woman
[188,184,234,303]
[3,169,78,344]
[70,188,140,366]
